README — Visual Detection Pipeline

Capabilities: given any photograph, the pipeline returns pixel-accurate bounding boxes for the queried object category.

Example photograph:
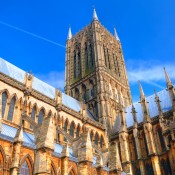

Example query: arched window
[74,50,76,79]
[85,42,88,69]
[2,92,7,118]
[77,48,81,77]
[30,106,36,129]
[76,125,80,138]
[64,120,68,141]
[158,128,166,152]
[94,133,99,146]
[82,84,87,101]
[70,122,75,138]
[20,161,30,175]
[7,96,16,121]
[38,109,44,124]
[89,44,94,66]
[100,136,104,148]
[31,106,36,121]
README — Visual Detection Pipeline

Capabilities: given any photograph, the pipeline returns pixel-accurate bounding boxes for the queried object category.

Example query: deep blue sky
[0,0,175,102]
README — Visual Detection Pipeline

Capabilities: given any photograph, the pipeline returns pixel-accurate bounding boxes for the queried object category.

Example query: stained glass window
[2,92,7,118]
[20,161,29,175]
[7,97,16,121]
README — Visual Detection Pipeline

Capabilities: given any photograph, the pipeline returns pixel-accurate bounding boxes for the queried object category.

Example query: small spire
[93,8,99,21]
[132,103,138,124]
[164,67,172,87]
[138,81,145,99]
[154,89,163,115]
[67,27,72,40]
[114,27,120,41]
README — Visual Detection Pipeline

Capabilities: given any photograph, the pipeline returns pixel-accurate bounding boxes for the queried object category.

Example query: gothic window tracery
[7,96,16,121]
[2,92,7,118]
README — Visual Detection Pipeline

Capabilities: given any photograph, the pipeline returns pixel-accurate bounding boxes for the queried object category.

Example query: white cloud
[127,60,175,88]
[35,71,65,91]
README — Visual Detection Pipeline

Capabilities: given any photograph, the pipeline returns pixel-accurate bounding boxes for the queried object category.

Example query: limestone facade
[0,9,175,175]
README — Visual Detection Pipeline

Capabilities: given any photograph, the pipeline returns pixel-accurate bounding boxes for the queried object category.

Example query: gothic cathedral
[0,9,174,175]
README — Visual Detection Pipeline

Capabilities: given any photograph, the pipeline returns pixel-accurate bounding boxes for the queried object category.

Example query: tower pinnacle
[67,27,72,40]
[114,27,120,41]
[93,8,99,21]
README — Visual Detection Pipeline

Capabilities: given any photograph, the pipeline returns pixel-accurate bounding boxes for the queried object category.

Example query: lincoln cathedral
[0,9,175,175]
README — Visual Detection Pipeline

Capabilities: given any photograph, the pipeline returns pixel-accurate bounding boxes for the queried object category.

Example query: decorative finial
[93,8,99,21]
[67,26,72,40]
[164,67,172,87]
[114,27,120,41]
[138,81,145,99]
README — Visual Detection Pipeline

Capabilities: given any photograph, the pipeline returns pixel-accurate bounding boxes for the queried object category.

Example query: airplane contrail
[0,20,65,48]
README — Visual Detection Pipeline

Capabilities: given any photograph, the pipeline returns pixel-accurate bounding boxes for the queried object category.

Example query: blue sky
[0,0,175,102]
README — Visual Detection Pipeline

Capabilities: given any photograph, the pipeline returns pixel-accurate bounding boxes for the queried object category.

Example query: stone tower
[65,9,131,131]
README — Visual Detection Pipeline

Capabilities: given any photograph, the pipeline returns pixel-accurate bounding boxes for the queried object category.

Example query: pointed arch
[50,160,57,175]
[7,95,17,121]
[70,121,75,138]
[68,166,77,175]
[82,84,87,101]
[0,145,6,175]
[38,108,45,124]
[19,154,33,175]
[31,105,37,122]
[1,91,8,118]
[64,119,69,141]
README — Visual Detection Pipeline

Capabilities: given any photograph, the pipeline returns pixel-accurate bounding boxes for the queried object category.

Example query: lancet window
[7,96,16,121]
[2,92,7,118]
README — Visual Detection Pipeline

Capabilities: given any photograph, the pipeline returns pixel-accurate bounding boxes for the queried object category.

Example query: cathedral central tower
[65,9,131,130]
